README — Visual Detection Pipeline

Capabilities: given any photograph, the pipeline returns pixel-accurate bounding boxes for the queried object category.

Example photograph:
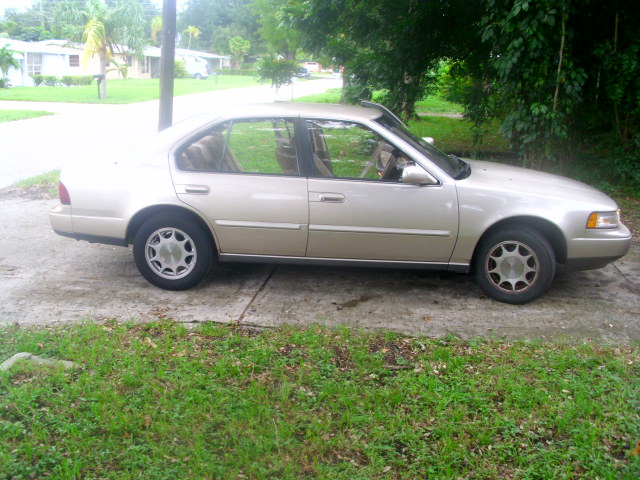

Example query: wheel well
[126,205,215,247]
[472,217,567,265]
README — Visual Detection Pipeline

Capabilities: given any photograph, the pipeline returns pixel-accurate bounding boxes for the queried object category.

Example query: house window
[69,55,80,67]
[27,54,42,76]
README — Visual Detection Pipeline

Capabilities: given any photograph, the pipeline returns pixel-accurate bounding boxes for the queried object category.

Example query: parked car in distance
[294,67,311,79]
[50,102,632,304]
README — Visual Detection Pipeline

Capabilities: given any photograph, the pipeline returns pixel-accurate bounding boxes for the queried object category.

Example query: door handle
[319,193,345,203]
[184,185,210,194]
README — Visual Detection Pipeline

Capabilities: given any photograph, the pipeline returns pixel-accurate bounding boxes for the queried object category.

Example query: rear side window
[177,118,299,176]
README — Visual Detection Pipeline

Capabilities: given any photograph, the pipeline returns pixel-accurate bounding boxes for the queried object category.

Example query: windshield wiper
[450,154,471,180]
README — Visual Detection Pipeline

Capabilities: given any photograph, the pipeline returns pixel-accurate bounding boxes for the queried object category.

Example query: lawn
[0,76,261,104]
[0,109,54,122]
[1,321,638,479]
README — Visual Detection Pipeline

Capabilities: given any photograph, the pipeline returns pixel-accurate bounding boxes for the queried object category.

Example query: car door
[304,119,458,263]
[170,117,309,257]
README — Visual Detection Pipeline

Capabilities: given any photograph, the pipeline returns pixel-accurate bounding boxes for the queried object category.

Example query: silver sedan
[50,102,632,304]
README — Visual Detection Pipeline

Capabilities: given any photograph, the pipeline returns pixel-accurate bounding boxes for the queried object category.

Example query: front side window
[177,118,299,176]
[69,55,80,67]
[306,119,414,182]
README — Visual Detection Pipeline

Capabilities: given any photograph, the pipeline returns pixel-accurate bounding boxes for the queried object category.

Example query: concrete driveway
[1,195,638,343]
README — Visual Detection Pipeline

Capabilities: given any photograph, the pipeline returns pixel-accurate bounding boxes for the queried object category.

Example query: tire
[133,214,213,290]
[473,226,556,304]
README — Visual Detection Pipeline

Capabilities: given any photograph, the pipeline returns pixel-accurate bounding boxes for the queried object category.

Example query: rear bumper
[53,229,128,247]
[50,204,128,247]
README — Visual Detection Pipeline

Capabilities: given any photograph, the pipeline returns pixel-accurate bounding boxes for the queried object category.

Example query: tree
[229,35,250,69]
[251,0,302,61]
[177,0,260,54]
[56,0,146,99]
[0,45,20,88]
[294,0,482,121]
[183,25,201,49]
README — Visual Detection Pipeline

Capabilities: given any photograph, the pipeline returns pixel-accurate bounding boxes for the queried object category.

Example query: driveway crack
[236,265,277,324]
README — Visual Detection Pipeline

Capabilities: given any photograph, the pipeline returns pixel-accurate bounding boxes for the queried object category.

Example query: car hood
[460,159,618,209]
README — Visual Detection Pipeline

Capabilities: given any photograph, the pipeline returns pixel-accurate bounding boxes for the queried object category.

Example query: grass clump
[1,321,638,479]
[0,109,54,123]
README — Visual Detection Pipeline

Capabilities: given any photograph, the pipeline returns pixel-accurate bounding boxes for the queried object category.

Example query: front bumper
[565,223,632,271]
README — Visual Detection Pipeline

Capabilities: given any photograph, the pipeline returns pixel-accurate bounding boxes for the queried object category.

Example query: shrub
[77,75,93,86]
[42,75,58,86]
[256,56,297,90]
[174,60,188,78]
[31,74,43,86]
[61,75,73,86]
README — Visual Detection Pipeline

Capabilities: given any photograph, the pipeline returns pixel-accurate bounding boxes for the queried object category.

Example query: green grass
[407,116,511,156]
[1,321,638,479]
[0,76,261,104]
[0,109,54,122]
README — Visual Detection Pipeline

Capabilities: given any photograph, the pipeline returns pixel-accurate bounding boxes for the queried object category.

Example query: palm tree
[183,25,201,50]
[58,0,146,99]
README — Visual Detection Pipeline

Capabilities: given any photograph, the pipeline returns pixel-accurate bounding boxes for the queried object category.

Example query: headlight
[586,210,620,229]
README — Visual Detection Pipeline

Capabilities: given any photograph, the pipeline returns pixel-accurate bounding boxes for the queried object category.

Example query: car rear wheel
[133,214,212,290]
[473,226,556,304]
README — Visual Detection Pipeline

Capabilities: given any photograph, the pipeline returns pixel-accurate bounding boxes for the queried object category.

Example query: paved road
[0,78,342,187]
[1,195,638,343]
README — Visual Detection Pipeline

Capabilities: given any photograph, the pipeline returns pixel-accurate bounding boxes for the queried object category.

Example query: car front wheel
[473,226,556,304]
[133,214,212,290]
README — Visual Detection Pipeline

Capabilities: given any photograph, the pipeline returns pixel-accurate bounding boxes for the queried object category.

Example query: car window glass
[177,118,299,176]
[374,114,461,178]
[306,119,414,182]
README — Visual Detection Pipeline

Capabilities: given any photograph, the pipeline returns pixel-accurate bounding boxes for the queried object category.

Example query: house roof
[1,38,229,61]
[0,38,83,55]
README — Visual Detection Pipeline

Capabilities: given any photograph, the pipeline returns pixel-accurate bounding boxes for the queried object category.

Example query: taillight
[59,182,71,205]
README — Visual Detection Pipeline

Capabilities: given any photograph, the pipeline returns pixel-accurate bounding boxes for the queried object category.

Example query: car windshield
[374,113,466,179]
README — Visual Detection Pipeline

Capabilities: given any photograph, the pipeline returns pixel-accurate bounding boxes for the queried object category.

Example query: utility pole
[158,0,177,131]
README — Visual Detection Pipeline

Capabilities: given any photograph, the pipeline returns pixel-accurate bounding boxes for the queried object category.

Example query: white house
[0,38,92,87]
[1,39,231,85]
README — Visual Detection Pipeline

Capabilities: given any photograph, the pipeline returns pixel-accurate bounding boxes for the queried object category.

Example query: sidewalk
[0,78,341,187]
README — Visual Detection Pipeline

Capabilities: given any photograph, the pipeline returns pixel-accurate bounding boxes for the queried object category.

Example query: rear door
[171,118,309,257]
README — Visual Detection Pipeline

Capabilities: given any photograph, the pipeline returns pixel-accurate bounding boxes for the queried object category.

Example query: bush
[61,75,73,87]
[174,60,188,79]
[31,74,43,86]
[42,75,58,86]
[77,75,93,86]
[256,56,297,90]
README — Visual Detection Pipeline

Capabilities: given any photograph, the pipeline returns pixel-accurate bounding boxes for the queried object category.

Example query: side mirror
[401,165,438,185]
[422,136,435,145]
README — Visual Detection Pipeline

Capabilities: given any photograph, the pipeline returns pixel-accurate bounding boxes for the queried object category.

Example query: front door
[171,118,309,257]
[304,119,458,263]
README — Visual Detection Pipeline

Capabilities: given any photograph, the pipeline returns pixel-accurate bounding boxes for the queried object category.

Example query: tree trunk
[100,47,107,99]
[340,67,349,104]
